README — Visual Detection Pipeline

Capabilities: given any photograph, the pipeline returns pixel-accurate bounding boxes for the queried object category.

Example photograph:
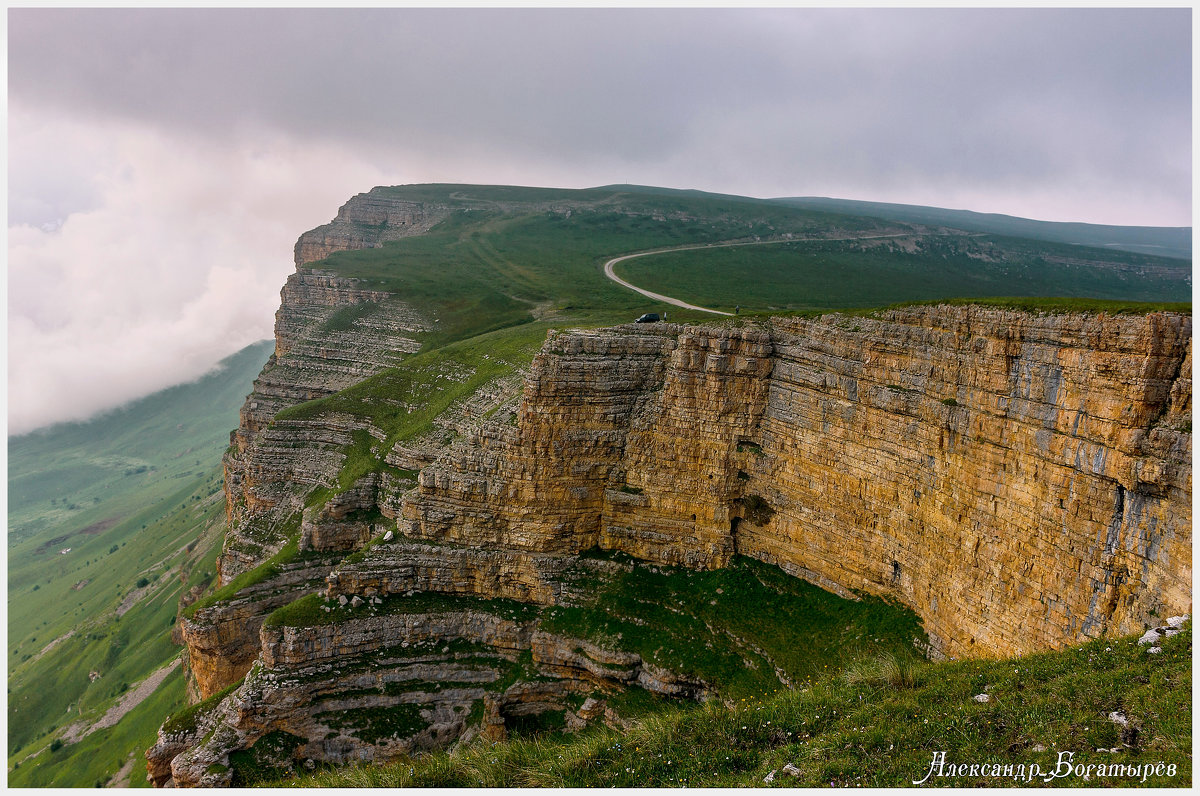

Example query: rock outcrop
[292,191,453,266]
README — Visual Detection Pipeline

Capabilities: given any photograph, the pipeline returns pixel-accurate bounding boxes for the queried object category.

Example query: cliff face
[222,236,432,580]
[292,191,453,266]
[400,309,1190,658]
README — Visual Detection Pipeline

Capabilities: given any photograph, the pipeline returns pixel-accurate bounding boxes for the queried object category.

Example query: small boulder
[1167,614,1189,629]
[383,530,394,542]
[1138,628,1162,646]
[763,770,777,784]
[577,697,606,721]
[350,595,364,608]
[973,693,990,703]
[337,595,349,606]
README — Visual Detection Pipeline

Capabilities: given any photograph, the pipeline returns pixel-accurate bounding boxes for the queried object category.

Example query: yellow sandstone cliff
[401,309,1191,659]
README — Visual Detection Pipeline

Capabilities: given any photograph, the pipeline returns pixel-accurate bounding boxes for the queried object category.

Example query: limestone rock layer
[403,308,1191,658]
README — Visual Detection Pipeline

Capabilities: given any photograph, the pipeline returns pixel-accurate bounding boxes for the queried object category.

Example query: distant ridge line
[771,196,1191,260]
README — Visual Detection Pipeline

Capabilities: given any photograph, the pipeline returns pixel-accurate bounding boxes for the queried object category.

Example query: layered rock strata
[400,308,1191,658]
[292,192,454,266]
[154,594,704,787]
[184,554,345,699]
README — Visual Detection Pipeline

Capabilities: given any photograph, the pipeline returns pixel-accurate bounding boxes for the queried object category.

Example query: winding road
[602,235,914,316]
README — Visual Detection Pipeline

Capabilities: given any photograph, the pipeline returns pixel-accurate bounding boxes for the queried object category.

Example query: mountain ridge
[772,195,1191,259]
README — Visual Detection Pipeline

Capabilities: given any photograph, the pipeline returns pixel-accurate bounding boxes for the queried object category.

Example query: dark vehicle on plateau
[635,313,661,323]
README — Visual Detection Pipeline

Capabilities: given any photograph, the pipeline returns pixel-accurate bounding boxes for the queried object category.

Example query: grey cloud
[12,8,1186,210]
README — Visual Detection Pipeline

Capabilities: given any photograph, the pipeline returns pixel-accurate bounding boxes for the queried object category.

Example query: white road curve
[602,235,913,316]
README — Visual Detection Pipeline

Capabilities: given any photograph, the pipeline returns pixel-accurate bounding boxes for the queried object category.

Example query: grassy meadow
[615,236,1191,314]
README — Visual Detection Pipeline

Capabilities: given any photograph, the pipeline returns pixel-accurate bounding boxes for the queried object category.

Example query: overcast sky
[7,7,1192,434]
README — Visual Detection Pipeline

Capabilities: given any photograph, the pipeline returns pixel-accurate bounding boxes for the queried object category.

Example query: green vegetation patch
[541,554,925,699]
[320,301,379,333]
[161,678,243,736]
[263,590,541,630]
[617,237,1191,314]
[318,704,426,745]
[277,322,546,434]
[274,322,550,512]
[183,516,302,618]
[311,187,871,342]
[7,664,189,788]
[229,730,306,786]
[884,295,1192,315]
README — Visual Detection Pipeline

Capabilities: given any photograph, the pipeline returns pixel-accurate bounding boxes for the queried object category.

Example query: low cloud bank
[7,115,401,435]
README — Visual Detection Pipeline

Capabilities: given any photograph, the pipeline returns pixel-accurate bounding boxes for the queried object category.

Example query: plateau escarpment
[401,309,1190,658]
[151,186,1191,787]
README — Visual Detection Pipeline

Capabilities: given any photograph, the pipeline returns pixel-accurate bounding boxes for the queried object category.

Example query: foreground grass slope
[284,622,1191,788]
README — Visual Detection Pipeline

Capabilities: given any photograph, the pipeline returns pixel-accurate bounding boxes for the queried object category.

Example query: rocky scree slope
[149,188,1191,787]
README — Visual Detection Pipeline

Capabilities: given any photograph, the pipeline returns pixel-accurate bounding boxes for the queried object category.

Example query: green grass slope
[7,473,225,786]
[7,341,271,786]
[615,236,1190,314]
[305,186,1188,356]
[8,339,273,545]
[283,622,1191,788]
[313,185,890,344]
